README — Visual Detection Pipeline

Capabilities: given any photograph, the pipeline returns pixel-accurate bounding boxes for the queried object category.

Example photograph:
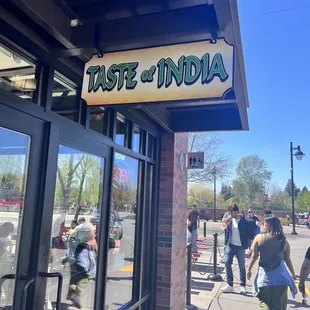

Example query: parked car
[90,210,123,240]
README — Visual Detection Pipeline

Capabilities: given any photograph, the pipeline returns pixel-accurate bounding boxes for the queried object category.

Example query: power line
[256,24,310,37]
[241,3,310,19]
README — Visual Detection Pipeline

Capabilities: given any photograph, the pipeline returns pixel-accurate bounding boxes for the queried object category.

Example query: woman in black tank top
[247,216,297,310]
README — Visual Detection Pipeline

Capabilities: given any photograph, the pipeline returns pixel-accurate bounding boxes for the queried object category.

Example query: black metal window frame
[0,34,161,310]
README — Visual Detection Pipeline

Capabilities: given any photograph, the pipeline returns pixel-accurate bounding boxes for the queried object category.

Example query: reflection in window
[89,108,105,134]
[0,127,30,307]
[106,153,139,309]
[133,126,140,153]
[115,114,127,146]
[47,146,104,309]
[51,74,77,121]
[0,44,37,102]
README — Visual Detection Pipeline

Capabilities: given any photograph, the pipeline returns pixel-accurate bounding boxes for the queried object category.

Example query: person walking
[188,205,200,230]
[221,205,233,229]
[187,222,198,253]
[299,247,310,305]
[247,216,297,310]
[247,209,260,252]
[222,205,250,295]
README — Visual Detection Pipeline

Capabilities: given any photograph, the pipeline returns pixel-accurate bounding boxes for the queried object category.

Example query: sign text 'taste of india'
[82,39,234,106]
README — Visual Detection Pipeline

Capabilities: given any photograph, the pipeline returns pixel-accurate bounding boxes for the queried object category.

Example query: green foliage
[187,184,214,208]
[279,217,290,226]
[284,179,299,197]
[233,155,272,207]
[220,183,233,201]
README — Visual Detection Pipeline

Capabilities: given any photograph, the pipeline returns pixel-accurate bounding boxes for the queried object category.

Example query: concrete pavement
[189,222,310,310]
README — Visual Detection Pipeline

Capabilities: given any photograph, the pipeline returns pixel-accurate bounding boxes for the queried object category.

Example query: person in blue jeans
[222,204,251,295]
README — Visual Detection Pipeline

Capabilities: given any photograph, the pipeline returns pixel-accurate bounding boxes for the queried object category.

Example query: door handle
[21,278,35,310]
[39,272,63,310]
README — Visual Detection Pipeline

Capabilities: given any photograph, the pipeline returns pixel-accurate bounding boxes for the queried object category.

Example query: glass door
[37,137,112,309]
[0,103,46,310]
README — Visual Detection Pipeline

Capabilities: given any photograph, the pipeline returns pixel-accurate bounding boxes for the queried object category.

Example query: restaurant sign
[82,39,234,106]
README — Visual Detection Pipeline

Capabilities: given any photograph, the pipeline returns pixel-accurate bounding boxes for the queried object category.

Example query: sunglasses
[248,211,253,214]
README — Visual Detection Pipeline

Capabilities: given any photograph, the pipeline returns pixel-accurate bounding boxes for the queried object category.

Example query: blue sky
[219,0,310,189]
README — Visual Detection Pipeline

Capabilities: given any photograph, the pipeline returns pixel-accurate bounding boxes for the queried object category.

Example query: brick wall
[156,133,188,310]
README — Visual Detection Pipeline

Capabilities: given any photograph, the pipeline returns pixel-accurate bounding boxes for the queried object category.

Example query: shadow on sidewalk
[191,280,215,292]
[287,299,310,309]
[192,264,225,274]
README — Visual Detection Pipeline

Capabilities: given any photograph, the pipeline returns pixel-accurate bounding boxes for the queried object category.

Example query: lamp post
[290,142,305,235]
[212,167,217,222]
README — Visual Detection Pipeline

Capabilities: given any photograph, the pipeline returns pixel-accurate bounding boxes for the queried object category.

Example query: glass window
[52,74,77,117]
[89,108,105,134]
[0,44,37,102]
[115,114,127,147]
[147,134,156,159]
[106,153,139,309]
[0,127,30,307]
[133,126,140,153]
[47,145,104,309]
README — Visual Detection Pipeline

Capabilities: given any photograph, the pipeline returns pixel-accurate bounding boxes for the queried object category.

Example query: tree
[57,154,84,207]
[233,155,272,206]
[220,183,233,201]
[302,186,308,193]
[187,184,213,208]
[268,183,289,210]
[74,155,100,220]
[284,179,299,197]
[188,133,233,183]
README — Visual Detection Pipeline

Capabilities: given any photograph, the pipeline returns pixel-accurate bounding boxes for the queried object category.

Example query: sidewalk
[189,223,310,310]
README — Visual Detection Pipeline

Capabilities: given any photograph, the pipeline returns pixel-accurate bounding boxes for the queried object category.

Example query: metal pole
[213,233,217,274]
[213,171,216,222]
[186,244,192,306]
[203,222,207,238]
[207,233,223,281]
[290,142,297,235]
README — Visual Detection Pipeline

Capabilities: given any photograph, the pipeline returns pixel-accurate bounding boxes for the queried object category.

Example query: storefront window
[106,152,139,309]
[115,114,127,147]
[133,126,140,153]
[0,44,37,102]
[52,74,77,119]
[0,127,30,307]
[47,145,104,309]
[89,108,105,134]
[147,134,156,159]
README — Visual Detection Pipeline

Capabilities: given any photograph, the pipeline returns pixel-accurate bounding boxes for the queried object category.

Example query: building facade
[0,1,248,309]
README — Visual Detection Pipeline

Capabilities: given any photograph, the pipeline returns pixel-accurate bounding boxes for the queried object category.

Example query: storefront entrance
[0,101,114,309]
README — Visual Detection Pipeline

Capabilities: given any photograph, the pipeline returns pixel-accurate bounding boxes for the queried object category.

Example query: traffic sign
[186,152,204,169]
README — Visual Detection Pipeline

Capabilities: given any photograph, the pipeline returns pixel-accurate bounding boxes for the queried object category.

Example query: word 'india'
[86,53,228,93]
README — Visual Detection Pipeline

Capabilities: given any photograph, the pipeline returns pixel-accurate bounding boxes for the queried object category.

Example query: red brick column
[156,133,188,310]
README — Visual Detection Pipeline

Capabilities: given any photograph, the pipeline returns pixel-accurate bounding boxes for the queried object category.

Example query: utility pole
[212,167,217,222]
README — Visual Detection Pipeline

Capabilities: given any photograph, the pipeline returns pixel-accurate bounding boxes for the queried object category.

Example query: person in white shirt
[222,205,250,295]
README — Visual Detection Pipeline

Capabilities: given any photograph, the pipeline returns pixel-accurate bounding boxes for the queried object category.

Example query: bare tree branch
[188,133,233,183]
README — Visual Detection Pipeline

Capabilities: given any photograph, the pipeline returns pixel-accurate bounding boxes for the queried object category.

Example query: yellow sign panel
[82,39,234,106]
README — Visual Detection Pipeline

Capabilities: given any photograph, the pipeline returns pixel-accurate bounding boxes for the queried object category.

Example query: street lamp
[290,142,305,235]
[211,167,217,222]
